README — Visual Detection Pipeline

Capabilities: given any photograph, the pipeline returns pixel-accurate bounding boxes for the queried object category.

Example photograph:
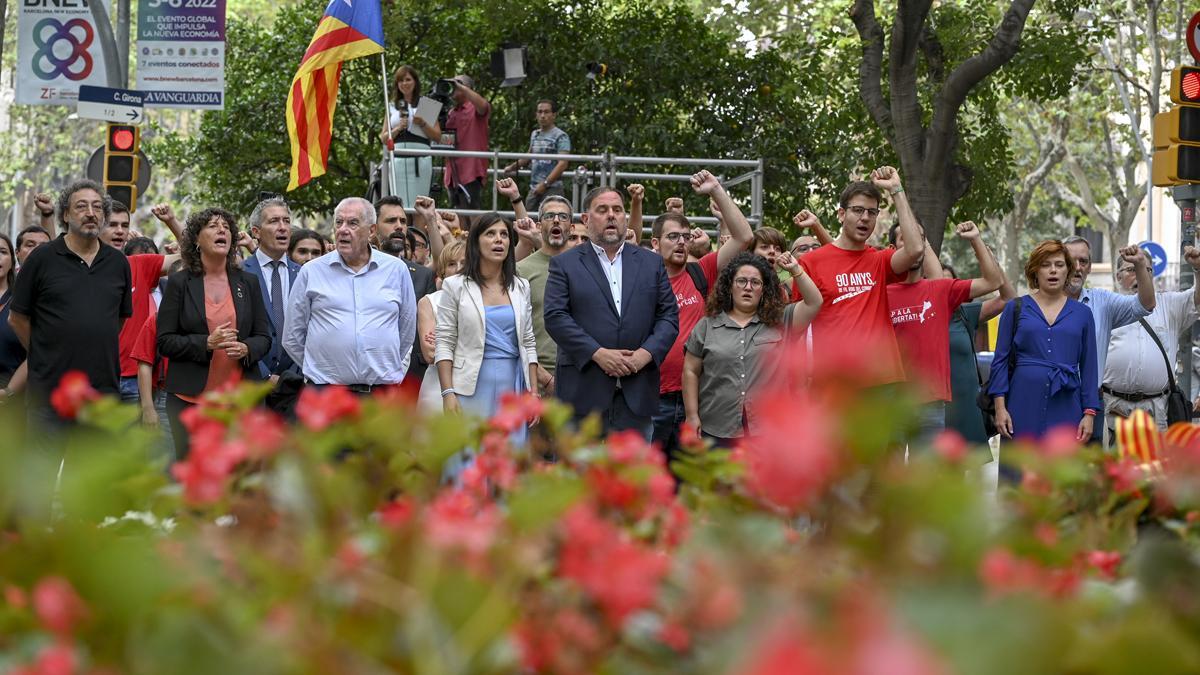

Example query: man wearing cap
[443,74,492,214]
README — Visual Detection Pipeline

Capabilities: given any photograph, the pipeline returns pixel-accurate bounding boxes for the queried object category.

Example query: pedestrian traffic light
[1152,66,1200,186]
[103,123,140,209]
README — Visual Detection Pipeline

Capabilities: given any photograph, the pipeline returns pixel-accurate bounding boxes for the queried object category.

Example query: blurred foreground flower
[32,576,88,636]
[735,397,839,514]
[296,385,361,431]
[49,371,100,420]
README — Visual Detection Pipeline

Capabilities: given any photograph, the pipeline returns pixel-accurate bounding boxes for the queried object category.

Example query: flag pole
[379,52,395,199]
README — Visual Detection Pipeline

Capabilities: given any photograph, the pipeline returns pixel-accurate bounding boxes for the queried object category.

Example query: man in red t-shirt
[442,74,492,213]
[113,204,184,404]
[799,167,925,387]
[651,170,754,464]
[887,220,1003,439]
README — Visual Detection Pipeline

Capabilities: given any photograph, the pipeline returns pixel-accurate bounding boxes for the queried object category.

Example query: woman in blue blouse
[988,240,1099,442]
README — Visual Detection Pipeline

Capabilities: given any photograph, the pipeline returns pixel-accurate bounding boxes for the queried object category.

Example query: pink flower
[1105,458,1143,494]
[49,371,100,420]
[5,584,27,609]
[1086,550,1122,581]
[33,642,76,675]
[490,391,544,432]
[932,430,967,463]
[424,490,502,562]
[733,616,833,675]
[377,497,416,530]
[296,385,361,431]
[32,577,87,636]
[1034,523,1058,547]
[608,430,662,467]
[239,408,287,458]
[658,620,691,652]
[1039,426,1081,458]
[737,397,839,513]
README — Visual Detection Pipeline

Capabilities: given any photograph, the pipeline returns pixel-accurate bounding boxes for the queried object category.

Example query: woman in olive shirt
[682,252,822,447]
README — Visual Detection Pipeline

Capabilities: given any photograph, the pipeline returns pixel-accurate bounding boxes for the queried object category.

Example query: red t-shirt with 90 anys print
[800,245,906,387]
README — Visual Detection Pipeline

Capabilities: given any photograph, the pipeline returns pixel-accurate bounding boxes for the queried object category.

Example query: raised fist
[792,209,820,231]
[496,177,520,202]
[627,183,645,203]
[151,203,176,224]
[665,197,685,214]
[514,217,540,243]
[870,166,901,192]
[34,192,54,217]
[413,196,437,221]
[1185,245,1200,270]
[690,170,721,196]
[954,221,980,240]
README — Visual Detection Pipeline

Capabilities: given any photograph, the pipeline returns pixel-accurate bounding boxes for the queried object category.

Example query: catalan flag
[286,0,384,191]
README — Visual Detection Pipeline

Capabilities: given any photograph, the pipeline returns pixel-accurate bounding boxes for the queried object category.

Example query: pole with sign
[76,85,144,124]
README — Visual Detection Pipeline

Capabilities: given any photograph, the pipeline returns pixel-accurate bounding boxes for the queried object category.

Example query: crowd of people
[2,64,1196,480]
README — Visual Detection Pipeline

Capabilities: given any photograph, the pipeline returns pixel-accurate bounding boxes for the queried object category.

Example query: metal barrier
[376,146,764,230]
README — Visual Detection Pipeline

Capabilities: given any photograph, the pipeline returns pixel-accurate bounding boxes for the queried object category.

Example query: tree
[848,0,1093,253]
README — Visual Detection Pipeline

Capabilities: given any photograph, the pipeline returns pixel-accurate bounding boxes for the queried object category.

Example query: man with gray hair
[282,197,417,392]
[517,195,574,395]
[8,178,132,426]
[242,196,301,382]
[1063,234,1155,442]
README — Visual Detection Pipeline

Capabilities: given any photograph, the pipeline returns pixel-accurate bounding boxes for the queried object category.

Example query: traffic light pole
[1174,184,1200,398]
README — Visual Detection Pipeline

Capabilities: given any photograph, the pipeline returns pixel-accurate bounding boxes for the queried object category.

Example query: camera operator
[503,99,572,212]
[442,74,492,214]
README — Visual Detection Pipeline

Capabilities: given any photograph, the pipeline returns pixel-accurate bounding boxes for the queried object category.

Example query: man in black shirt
[8,179,133,428]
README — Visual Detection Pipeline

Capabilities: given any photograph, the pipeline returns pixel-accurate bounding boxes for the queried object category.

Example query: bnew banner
[16,0,114,105]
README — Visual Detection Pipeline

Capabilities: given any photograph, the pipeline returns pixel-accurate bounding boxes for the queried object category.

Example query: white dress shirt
[255,248,292,302]
[591,241,625,316]
[1104,290,1196,394]
[282,249,417,385]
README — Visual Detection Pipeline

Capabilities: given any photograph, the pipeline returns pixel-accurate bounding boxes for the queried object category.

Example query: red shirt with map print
[800,245,906,387]
[659,252,719,394]
[887,278,974,402]
[119,254,165,377]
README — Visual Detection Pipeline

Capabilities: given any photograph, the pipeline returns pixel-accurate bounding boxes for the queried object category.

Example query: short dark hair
[651,213,691,240]
[537,98,558,113]
[16,226,49,251]
[839,181,882,209]
[288,228,325,256]
[752,226,787,251]
[109,200,130,216]
[56,179,111,232]
[374,195,404,212]
[463,213,516,290]
[887,222,926,247]
[124,237,158,256]
[582,186,626,212]
[181,207,240,275]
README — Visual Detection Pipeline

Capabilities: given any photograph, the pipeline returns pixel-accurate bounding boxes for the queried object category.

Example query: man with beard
[242,197,302,383]
[376,195,436,382]
[1062,235,1154,442]
[544,186,678,437]
[8,179,132,428]
[516,196,575,395]
[650,170,754,465]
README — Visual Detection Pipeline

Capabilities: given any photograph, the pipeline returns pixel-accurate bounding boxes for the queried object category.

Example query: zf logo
[31,18,94,81]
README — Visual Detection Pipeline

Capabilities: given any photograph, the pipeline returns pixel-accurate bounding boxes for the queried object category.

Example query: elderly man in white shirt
[283,197,417,393]
[1102,246,1200,446]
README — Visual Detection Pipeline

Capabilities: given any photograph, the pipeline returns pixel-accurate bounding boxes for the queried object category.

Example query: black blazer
[405,258,437,380]
[157,268,272,397]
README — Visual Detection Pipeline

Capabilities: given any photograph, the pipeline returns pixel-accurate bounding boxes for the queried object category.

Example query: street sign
[77,85,144,124]
[1189,12,1200,64]
[1139,241,1169,277]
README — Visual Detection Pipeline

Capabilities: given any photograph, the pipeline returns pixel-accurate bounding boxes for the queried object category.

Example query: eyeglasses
[540,212,571,222]
[846,206,881,217]
[792,244,820,254]
[733,277,764,289]
[664,232,695,243]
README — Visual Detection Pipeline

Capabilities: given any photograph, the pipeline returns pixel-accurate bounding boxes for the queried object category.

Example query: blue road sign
[77,85,144,124]
[1139,241,1169,277]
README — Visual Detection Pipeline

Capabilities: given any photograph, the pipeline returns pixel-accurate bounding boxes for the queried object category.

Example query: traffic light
[1152,66,1200,186]
[103,123,140,209]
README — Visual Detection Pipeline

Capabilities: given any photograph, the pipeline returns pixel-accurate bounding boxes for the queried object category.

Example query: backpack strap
[685,261,709,298]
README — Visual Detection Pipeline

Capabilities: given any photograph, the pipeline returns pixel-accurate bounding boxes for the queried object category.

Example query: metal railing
[376,147,764,231]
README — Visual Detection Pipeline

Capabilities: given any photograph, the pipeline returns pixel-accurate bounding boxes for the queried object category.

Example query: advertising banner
[136,0,226,109]
[16,0,114,105]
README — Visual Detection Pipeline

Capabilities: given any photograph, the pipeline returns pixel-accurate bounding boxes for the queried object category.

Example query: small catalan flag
[286,0,384,191]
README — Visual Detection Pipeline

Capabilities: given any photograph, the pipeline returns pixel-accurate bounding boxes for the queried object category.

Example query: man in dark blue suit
[241,197,302,381]
[544,186,679,439]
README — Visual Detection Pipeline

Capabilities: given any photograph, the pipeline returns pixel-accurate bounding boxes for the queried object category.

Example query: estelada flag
[286,0,384,191]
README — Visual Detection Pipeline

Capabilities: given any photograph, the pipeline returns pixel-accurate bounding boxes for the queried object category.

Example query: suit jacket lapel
[186,273,206,326]
[580,248,619,318]
[620,247,639,318]
[244,256,273,324]
[466,278,486,330]
[229,274,250,337]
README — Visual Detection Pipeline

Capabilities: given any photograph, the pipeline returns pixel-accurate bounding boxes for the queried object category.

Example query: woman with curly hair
[682,251,822,447]
[157,208,271,460]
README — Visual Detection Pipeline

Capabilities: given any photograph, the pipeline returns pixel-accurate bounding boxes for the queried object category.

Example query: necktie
[270,260,285,339]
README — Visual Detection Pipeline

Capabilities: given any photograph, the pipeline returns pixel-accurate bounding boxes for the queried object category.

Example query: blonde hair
[436,240,466,279]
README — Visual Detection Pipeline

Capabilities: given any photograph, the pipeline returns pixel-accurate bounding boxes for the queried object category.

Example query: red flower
[5,584,27,609]
[171,437,249,505]
[424,490,502,562]
[737,397,839,513]
[979,548,1079,599]
[32,577,87,636]
[733,615,833,675]
[678,421,702,450]
[239,408,287,458]
[932,430,967,463]
[658,620,691,652]
[608,430,662,467]
[587,467,640,510]
[377,497,416,530]
[1039,426,1081,458]
[49,371,100,420]
[1105,458,1143,494]
[491,391,544,432]
[1034,523,1058,547]
[296,385,361,431]
[1086,550,1122,581]
[33,642,76,675]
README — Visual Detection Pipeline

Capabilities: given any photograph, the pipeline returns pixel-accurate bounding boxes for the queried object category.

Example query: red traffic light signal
[1172,66,1200,104]
[106,124,139,153]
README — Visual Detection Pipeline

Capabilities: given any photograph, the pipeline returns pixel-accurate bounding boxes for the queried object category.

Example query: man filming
[442,74,491,213]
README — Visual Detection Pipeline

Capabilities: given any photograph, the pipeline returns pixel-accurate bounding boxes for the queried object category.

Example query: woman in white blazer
[435,214,539,456]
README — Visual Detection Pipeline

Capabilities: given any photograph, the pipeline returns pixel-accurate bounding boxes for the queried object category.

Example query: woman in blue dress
[988,240,1100,442]
[435,214,539,477]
